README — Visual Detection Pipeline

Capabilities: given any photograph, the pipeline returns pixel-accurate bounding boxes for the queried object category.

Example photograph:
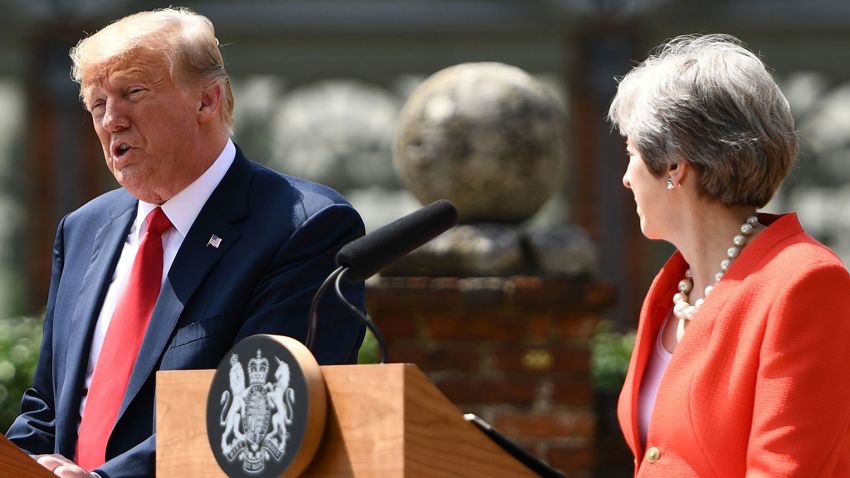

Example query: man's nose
[622,171,631,189]
[102,102,129,132]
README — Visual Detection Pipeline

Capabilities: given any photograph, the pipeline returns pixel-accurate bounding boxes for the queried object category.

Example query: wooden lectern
[0,434,55,477]
[156,363,540,477]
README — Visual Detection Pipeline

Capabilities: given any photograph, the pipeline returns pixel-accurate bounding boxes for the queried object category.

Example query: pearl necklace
[672,215,759,321]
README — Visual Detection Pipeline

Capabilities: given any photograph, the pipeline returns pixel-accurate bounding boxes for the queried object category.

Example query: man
[6,8,365,478]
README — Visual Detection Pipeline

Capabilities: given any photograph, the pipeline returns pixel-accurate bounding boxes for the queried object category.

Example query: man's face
[83,49,207,204]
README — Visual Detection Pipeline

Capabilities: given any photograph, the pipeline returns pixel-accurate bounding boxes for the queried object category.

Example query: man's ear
[198,83,222,123]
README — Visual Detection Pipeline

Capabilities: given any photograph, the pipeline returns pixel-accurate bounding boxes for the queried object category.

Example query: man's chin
[119,181,164,204]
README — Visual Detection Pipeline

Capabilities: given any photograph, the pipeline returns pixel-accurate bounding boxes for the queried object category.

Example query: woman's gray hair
[608,34,797,207]
[70,7,234,131]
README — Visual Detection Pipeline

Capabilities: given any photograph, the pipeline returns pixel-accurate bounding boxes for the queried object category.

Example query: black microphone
[336,199,459,282]
[306,199,458,363]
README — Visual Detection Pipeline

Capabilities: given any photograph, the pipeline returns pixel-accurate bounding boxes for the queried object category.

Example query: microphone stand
[306,266,389,364]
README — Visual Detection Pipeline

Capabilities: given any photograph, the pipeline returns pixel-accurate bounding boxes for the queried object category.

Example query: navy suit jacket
[6,147,365,477]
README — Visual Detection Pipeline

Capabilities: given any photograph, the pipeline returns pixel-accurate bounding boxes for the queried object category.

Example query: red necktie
[77,207,172,470]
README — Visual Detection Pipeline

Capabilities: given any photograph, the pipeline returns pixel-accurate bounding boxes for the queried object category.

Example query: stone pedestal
[367,275,615,478]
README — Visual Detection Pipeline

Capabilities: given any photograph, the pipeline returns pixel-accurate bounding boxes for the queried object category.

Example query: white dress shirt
[79,139,236,421]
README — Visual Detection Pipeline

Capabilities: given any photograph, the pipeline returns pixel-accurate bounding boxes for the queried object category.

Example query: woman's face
[622,138,670,239]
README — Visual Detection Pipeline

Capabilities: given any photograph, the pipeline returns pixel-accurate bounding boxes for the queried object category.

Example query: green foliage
[591,320,636,392]
[0,315,43,431]
[357,327,379,364]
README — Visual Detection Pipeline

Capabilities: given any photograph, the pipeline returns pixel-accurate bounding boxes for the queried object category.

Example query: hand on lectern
[32,453,100,478]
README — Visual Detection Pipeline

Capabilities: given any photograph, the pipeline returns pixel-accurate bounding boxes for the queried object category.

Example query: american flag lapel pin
[207,234,222,248]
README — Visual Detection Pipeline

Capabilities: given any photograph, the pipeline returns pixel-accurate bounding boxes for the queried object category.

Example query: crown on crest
[248,349,270,385]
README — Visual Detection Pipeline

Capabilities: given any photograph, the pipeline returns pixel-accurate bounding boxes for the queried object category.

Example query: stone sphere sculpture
[394,62,567,223]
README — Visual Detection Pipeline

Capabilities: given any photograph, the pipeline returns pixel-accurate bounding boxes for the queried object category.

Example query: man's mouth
[112,142,131,158]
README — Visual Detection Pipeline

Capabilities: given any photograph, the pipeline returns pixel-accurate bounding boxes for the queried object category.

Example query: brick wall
[366,275,615,478]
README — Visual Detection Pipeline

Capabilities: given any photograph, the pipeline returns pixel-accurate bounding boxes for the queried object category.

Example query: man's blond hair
[70,7,234,130]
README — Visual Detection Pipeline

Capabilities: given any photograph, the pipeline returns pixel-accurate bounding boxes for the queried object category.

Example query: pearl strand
[672,215,759,321]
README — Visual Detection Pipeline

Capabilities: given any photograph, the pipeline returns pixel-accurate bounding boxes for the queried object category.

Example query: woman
[608,34,850,477]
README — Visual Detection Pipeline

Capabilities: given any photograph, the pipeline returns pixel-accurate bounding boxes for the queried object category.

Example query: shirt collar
[133,138,236,239]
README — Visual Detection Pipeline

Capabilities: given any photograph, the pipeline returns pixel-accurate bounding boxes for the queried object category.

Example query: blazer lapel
[117,152,252,420]
[56,199,136,456]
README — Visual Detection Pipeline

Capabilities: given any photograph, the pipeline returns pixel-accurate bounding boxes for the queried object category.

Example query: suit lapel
[56,199,136,456]
[117,151,252,420]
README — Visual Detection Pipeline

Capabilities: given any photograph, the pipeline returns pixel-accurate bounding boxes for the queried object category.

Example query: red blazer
[618,213,850,477]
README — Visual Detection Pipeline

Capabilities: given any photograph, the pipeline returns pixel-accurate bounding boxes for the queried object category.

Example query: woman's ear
[668,160,689,188]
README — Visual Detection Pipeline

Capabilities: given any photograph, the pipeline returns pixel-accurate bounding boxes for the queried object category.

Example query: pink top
[637,312,673,447]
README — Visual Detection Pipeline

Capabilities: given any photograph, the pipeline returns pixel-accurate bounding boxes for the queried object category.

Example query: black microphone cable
[305,265,343,353]
[305,265,389,363]
[334,268,387,364]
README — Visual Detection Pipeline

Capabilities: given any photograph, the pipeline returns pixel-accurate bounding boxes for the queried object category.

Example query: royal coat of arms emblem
[218,349,296,474]
[207,335,326,478]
